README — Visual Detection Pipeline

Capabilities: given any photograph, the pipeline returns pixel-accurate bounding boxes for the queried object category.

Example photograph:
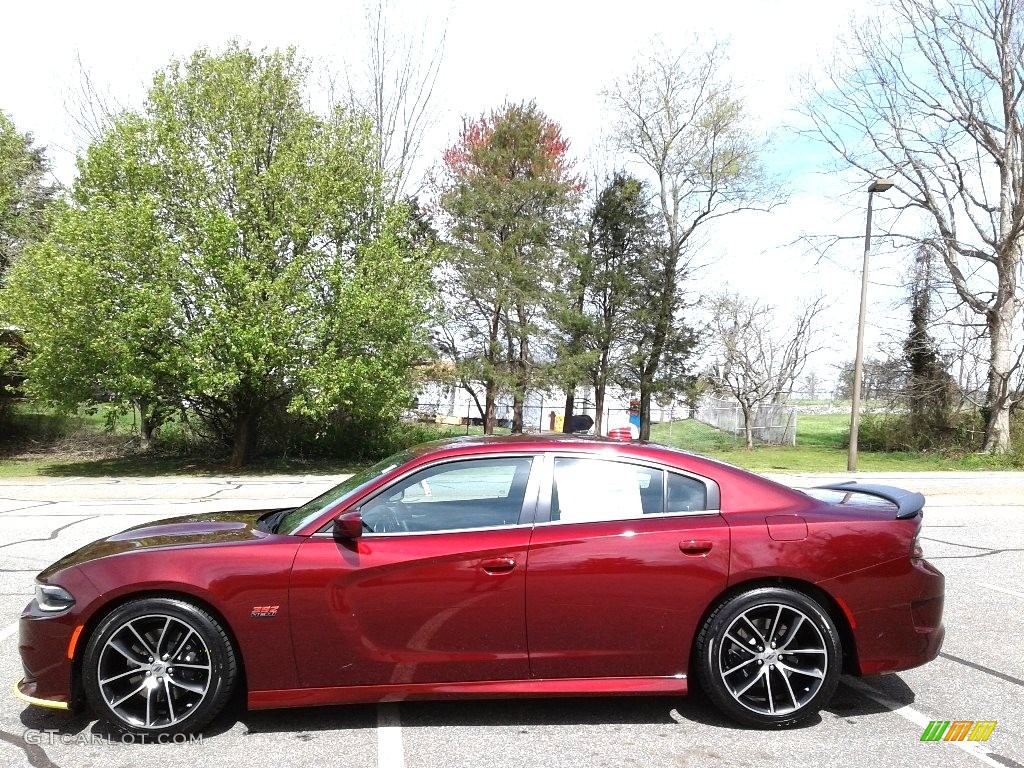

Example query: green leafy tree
[0,110,56,281]
[0,111,57,423]
[558,172,660,434]
[605,41,779,438]
[616,243,698,434]
[435,101,582,433]
[2,45,433,466]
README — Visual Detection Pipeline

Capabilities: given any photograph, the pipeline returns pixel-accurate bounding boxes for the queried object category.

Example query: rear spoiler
[814,482,925,519]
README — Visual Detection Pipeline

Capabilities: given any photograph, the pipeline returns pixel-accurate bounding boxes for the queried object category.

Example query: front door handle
[679,540,713,556]
[480,557,517,574]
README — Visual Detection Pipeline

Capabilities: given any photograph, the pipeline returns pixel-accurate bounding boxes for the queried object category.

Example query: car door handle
[480,557,517,574]
[679,540,713,556]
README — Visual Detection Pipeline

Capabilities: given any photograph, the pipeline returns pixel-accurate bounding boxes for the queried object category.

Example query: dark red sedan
[15,435,944,735]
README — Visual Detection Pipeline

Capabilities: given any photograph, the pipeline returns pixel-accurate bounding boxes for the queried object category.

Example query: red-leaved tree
[434,101,583,433]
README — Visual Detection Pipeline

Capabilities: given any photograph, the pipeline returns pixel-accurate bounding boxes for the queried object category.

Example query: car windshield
[274,451,411,535]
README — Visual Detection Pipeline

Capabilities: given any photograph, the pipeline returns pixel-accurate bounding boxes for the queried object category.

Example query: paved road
[0,472,1021,768]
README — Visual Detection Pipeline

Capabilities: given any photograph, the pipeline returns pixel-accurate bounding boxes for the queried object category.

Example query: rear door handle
[480,557,517,574]
[679,540,713,556]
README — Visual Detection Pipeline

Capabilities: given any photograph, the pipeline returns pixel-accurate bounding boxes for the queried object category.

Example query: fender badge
[251,605,279,618]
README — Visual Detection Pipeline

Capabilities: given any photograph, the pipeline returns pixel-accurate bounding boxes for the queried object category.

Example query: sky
[0,0,912,393]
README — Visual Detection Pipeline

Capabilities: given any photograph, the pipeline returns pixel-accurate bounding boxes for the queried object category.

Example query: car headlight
[34,583,75,613]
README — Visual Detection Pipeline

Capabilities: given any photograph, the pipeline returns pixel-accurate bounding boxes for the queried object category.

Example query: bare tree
[803,0,1024,453]
[803,370,820,400]
[346,0,447,201]
[63,52,122,145]
[709,293,827,448]
[604,39,782,439]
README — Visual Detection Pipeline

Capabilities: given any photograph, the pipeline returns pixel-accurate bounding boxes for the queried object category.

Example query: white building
[410,380,686,435]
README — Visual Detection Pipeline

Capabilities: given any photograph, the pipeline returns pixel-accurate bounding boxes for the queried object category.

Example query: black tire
[82,597,237,736]
[695,587,841,728]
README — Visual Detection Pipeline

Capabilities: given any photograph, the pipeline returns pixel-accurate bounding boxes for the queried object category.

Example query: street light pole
[848,178,894,472]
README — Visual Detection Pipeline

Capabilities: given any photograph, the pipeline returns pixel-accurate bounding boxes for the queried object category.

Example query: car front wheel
[695,587,842,727]
[81,597,237,736]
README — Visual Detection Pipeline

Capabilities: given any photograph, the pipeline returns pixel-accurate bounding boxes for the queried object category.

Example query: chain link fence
[693,397,797,446]
[403,400,549,433]
[404,399,690,435]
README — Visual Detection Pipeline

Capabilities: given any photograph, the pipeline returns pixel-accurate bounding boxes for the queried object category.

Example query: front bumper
[13,678,69,710]
[16,605,79,709]
[15,568,98,711]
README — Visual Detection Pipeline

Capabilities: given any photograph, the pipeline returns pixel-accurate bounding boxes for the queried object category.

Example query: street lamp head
[868,178,895,193]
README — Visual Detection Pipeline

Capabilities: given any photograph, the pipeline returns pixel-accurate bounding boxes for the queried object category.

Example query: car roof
[404,434,731,474]
[407,433,657,457]
[401,434,812,515]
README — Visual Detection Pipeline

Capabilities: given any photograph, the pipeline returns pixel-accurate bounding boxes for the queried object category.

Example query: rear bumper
[821,557,945,676]
[854,604,945,675]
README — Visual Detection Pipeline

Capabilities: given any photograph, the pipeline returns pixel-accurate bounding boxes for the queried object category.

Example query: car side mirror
[333,510,364,539]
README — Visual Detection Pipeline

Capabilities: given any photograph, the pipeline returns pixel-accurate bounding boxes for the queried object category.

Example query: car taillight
[911,535,923,562]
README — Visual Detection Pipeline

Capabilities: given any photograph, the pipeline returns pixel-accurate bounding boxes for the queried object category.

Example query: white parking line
[377,703,405,768]
[978,582,1024,599]
[0,621,18,642]
[843,678,1003,767]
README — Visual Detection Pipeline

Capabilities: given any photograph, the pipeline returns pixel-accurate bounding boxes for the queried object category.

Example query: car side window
[550,458,664,523]
[550,458,711,523]
[361,456,534,534]
[666,471,708,513]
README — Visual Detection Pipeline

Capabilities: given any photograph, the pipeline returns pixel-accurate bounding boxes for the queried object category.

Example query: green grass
[0,454,369,478]
[4,405,1021,478]
[0,408,511,479]
[649,413,1024,472]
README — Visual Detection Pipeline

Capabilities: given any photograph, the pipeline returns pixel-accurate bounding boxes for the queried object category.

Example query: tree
[435,101,582,434]
[574,172,661,435]
[346,0,447,201]
[0,111,56,282]
[904,244,958,431]
[803,0,1024,453]
[709,293,826,448]
[803,370,820,400]
[0,111,57,427]
[617,258,698,435]
[835,357,906,401]
[2,45,434,466]
[63,52,122,146]
[604,40,780,439]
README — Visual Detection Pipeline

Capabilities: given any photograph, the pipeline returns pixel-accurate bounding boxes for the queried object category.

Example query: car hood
[38,508,289,579]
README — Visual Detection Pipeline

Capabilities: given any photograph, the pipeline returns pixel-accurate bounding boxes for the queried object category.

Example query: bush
[236,405,466,464]
[857,410,984,453]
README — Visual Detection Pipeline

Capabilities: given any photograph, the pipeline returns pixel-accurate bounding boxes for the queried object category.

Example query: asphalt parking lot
[0,471,1021,768]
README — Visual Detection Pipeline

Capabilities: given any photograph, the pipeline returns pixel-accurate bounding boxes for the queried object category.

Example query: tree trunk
[594,382,606,436]
[638,383,652,441]
[512,392,524,434]
[484,380,497,435]
[229,411,256,469]
[562,387,575,433]
[138,398,157,453]
[594,347,610,435]
[512,300,529,434]
[741,403,754,449]
[983,306,1013,453]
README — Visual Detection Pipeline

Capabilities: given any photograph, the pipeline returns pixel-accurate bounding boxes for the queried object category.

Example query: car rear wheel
[82,597,237,736]
[695,587,841,727]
